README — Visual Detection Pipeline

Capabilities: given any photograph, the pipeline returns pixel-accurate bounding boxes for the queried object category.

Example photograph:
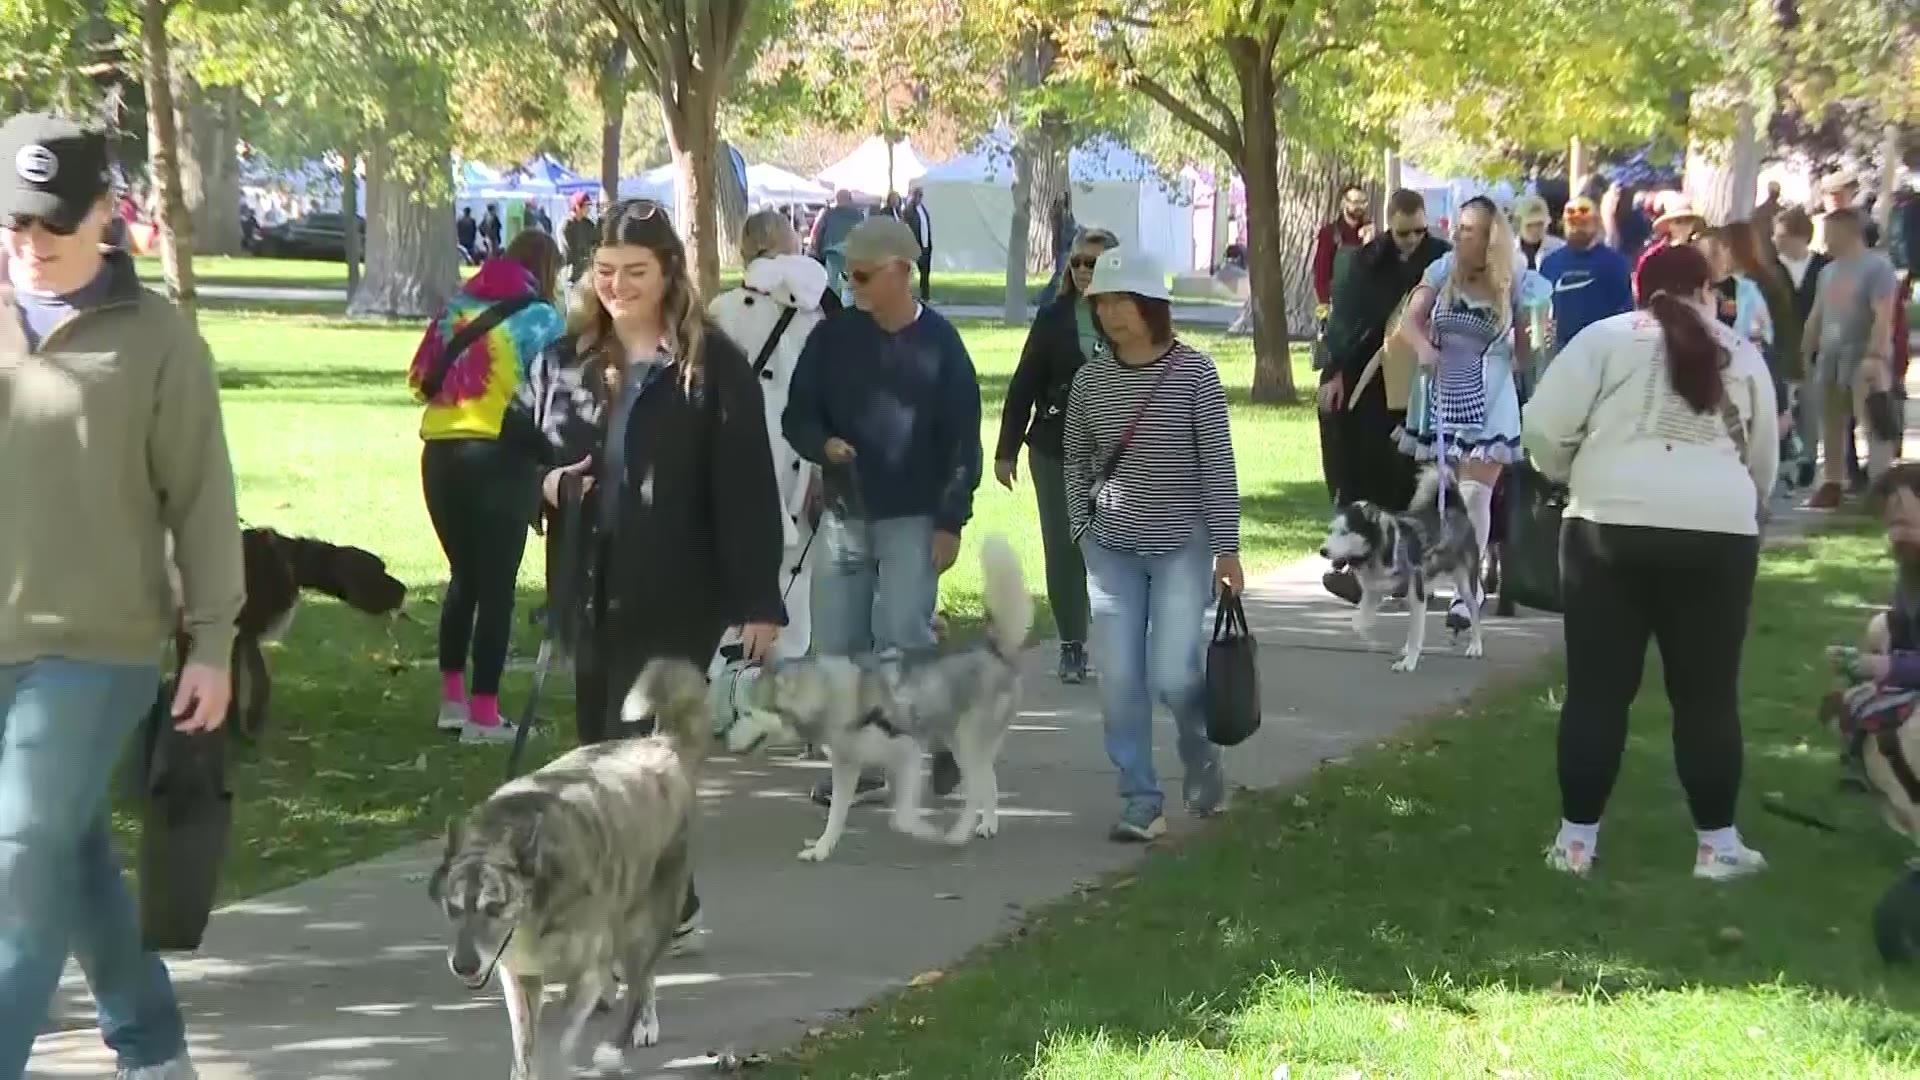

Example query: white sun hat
[1085,247,1170,302]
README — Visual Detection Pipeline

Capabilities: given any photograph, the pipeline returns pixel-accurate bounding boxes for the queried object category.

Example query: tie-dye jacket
[409,258,566,440]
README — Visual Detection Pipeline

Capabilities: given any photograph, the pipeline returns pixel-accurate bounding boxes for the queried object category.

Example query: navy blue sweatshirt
[782,305,982,533]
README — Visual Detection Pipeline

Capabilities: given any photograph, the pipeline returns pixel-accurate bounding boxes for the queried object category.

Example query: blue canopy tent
[501,154,598,197]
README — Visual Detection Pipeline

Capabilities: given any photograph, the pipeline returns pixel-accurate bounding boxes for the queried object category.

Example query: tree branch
[595,0,663,92]
[1120,52,1244,161]
[1273,40,1353,86]
[1191,62,1240,142]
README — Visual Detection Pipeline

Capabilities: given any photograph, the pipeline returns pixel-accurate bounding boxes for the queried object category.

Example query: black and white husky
[1319,467,1484,672]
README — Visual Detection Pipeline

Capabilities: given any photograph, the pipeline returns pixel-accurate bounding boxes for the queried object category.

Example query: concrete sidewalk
[29,556,1558,1080]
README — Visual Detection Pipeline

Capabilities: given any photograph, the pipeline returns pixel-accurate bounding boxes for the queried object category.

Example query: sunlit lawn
[768,528,1920,1079]
[152,308,1320,899]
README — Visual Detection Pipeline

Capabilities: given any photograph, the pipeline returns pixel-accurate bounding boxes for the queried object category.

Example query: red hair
[1637,244,1728,414]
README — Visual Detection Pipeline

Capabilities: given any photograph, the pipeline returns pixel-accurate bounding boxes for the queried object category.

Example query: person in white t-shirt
[1521,242,1778,884]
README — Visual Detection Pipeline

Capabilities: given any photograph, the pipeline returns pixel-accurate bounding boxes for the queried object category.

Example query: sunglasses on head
[5,214,78,237]
[615,198,663,220]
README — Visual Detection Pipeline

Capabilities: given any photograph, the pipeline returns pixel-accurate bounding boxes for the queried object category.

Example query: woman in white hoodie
[708,210,832,662]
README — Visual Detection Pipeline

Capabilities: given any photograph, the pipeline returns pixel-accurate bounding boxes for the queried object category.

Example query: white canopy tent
[815,136,927,198]
[747,163,831,207]
[916,127,1195,273]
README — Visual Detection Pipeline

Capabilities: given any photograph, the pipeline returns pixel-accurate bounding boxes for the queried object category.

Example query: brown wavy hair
[567,199,706,396]
[1637,244,1728,413]
[503,229,562,303]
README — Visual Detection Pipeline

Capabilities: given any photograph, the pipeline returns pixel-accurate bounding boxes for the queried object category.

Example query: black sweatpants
[422,439,539,696]
[1557,518,1759,830]
[573,570,725,927]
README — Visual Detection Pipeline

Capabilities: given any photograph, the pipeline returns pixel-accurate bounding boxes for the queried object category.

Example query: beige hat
[1651,192,1704,232]
[1085,247,1170,301]
[842,216,921,263]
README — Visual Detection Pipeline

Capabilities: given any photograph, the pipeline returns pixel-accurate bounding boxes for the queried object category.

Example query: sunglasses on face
[5,214,78,237]
[1392,226,1428,241]
[1070,255,1101,270]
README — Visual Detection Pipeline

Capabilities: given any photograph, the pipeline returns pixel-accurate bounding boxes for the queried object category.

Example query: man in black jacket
[1316,188,1451,601]
[903,185,933,301]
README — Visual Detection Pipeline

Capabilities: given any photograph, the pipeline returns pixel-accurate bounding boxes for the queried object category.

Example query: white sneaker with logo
[1694,840,1767,882]
[437,701,469,732]
[1546,838,1595,878]
[460,719,518,745]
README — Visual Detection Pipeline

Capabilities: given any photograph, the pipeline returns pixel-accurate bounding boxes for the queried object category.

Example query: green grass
[138,309,1320,901]
[135,255,1234,309]
[764,528,1920,1079]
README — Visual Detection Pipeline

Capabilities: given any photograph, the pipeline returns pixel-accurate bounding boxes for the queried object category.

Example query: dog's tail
[1407,464,1463,514]
[978,534,1033,660]
[623,657,713,763]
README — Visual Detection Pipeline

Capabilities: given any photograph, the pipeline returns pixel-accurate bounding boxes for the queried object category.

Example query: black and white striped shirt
[1064,340,1240,557]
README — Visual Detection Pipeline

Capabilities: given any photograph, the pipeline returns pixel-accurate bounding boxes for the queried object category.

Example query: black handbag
[129,657,234,952]
[1499,462,1568,614]
[1204,587,1261,747]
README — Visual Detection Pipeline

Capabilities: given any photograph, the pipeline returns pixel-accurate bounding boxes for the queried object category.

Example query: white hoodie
[708,254,829,657]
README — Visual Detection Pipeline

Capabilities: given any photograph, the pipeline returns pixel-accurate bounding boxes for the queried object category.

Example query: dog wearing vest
[722,535,1030,861]
[1319,465,1484,672]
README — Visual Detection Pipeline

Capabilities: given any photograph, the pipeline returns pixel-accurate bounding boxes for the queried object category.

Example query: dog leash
[504,472,586,782]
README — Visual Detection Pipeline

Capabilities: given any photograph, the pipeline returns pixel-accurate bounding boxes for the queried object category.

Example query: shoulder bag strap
[420,293,540,401]
[1101,350,1179,479]
[753,304,801,375]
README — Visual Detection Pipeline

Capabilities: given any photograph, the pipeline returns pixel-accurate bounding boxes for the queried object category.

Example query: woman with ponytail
[1521,243,1779,883]
[500,199,787,952]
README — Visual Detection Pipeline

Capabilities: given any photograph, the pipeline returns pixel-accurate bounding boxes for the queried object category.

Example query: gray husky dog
[725,534,1031,861]
[428,656,710,1079]
[1319,466,1483,672]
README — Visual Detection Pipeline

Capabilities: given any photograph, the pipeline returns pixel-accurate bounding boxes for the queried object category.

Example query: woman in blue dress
[1394,195,1545,627]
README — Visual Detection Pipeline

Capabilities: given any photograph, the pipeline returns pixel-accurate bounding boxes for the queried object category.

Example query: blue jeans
[0,659,187,1076]
[1082,533,1219,815]
[811,513,938,656]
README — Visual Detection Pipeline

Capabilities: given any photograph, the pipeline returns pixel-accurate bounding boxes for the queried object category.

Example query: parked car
[252,212,365,261]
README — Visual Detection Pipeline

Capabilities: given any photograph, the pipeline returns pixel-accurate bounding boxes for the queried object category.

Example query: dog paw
[1390,655,1419,673]
[627,1003,661,1048]
[1464,639,1485,659]
[974,816,999,839]
[797,841,834,862]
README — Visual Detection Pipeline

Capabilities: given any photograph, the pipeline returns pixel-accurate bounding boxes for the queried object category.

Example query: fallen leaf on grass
[313,769,358,781]
[934,892,961,900]
[907,969,944,988]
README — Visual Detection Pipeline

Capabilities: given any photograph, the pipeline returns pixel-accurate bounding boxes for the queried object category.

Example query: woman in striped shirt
[1065,248,1244,842]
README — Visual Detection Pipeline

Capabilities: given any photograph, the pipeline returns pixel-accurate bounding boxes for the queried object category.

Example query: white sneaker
[437,700,469,732]
[1694,840,1767,882]
[460,720,517,745]
[118,1058,198,1080]
[1546,837,1595,877]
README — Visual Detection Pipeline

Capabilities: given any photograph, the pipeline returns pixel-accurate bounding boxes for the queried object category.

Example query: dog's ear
[427,817,461,903]
[512,816,558,910]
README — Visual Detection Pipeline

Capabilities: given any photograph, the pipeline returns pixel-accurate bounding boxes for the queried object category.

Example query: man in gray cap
[783,216,983,805]
[0,112,243,1080]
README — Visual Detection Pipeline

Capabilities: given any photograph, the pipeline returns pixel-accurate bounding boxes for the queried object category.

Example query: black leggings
[422,439,539,696]
[1557,518,1758,831]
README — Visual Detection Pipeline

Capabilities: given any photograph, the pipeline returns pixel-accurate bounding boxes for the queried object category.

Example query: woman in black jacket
[994,226,1118,684]
[501,199,786,948]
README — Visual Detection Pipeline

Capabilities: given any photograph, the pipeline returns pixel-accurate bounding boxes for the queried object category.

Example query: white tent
[619,164,679,205]
[748,163,830,207]
[917,127,1195,273]
[815,136,927,198]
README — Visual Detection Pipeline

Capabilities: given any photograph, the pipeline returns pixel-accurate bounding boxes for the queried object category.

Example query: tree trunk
[1006,125,1038,325]
[599,40,627,205]
[175,75,242,255]
[1683,88,1763,224]
[662,81,723,296]
[341,142,361,298]
[347,131,458,318]
[1238,63,1295,404]
[1877,119,1901,237]
[139,0,195,327]
[1026,118,1069,276]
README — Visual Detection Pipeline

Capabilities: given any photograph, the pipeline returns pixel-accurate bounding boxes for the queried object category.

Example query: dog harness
[1839,677,1920,805]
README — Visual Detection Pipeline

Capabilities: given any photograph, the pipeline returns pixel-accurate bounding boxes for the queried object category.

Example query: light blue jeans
[0,658,187,1076]
[1082,533,1219,816]
[811,513,939,656]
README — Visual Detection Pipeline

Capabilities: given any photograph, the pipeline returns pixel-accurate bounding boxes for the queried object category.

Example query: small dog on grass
[429,657,709,1077]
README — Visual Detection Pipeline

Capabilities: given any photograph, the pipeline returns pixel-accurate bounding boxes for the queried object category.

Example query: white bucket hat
[1085,247,1169,302]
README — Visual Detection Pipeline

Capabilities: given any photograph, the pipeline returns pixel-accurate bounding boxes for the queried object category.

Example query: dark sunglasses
[5,214,79,237]
[1392,226,1428,240]
[847,263,905,286]
[1069,255,1101,270]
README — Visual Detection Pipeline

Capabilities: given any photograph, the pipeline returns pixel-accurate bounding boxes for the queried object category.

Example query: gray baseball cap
[842,216,921,263]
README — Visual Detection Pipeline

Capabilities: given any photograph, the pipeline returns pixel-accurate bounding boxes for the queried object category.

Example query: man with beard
[1539,196,1634,350]
[1310,184,1378,510]
[1316,188,1450,603]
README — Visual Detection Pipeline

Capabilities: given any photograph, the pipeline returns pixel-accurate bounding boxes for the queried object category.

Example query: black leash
[504,471,586,782]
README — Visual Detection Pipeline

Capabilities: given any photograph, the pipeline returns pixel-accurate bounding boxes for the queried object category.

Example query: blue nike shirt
[1538,241,1635,351]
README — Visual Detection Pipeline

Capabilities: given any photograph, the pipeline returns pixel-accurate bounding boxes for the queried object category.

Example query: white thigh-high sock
[1459,479,1495,602]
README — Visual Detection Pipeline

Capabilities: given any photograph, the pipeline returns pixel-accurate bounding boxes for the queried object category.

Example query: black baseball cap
[0,113,112,232]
